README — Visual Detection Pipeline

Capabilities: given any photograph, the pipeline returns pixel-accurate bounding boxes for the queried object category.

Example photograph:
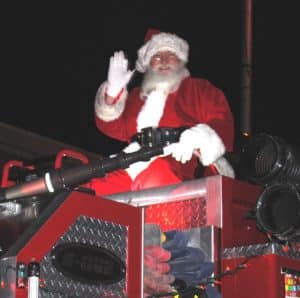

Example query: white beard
[140,64,189,99]
[136,65,189,132]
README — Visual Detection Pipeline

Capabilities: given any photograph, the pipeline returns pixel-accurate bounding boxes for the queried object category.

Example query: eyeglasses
[150,52,179,64]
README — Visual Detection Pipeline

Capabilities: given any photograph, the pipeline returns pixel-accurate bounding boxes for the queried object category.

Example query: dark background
[1,2,299,156]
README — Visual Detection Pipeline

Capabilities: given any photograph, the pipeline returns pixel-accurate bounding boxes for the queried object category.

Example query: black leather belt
[131,126,187,148]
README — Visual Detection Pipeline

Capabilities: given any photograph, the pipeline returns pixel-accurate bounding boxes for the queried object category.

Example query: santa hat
[135,29,189,73]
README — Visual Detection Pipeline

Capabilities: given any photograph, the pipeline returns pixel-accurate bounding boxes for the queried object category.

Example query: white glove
[164,124,225,166]
[107,51,135,97]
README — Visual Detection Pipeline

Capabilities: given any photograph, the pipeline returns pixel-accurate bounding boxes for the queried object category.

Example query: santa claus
[90,29,234,195]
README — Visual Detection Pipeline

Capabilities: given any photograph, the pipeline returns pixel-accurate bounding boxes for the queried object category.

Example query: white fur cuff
[194,124,226,166]
[212,156,235,178]
[94,82,128,122]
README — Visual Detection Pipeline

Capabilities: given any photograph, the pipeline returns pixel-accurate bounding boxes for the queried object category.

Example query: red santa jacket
[95,76,234,181]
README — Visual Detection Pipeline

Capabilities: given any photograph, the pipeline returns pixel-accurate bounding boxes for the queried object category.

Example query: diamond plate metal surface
[145,197,206,231]
[40,215,128,298]
[222,242,300,260]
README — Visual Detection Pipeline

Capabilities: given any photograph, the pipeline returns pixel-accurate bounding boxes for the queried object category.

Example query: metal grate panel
[39,215,128,298]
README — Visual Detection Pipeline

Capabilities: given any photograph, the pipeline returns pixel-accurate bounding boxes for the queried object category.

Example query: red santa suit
[90,75,234,191]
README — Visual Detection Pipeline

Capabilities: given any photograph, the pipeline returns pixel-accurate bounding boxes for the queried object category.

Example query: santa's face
[149,51,180,75]
[140,53,187,98]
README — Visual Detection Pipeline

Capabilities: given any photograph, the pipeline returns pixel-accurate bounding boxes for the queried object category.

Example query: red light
[17,277,25,288]
[145,198,203,231]
[282,245,289,253]
[39,278,46,288]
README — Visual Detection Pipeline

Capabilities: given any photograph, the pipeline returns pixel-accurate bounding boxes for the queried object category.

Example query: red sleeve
[176,78,234,152]
[94,87,142,143]
[95,113,128,142]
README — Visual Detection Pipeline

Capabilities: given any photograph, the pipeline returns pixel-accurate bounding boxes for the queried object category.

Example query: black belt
[131,126,187,148]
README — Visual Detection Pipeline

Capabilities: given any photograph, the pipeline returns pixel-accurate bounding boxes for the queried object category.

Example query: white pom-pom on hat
[136,31,189,73]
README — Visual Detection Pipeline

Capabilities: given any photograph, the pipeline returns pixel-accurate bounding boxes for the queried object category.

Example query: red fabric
[132,158,182,191]
[144,28,161,42]
[88,169,132,196]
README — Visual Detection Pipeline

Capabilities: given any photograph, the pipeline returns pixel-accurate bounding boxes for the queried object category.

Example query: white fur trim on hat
[94,82,128,122]
[136,32,189,73]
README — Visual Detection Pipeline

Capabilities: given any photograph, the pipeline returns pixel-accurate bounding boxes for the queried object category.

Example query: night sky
[1,2,300,156]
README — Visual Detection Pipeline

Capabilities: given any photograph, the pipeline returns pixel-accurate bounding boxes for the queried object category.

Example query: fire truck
[0,125,300,298]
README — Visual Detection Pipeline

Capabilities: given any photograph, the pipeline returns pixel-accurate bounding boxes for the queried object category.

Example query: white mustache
[140,65,188,98]
[152,63,177,72]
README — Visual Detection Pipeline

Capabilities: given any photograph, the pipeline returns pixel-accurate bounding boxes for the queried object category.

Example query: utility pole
[241,0,253,137]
